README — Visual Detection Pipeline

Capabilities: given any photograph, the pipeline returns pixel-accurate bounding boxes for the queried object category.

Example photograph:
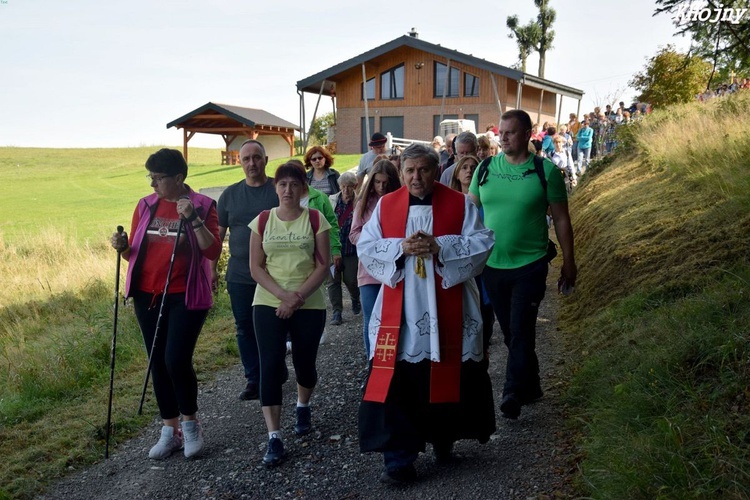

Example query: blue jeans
[577,147,591,174]
[482,259,548,398]
[226,282,259,385]
[359,284,381,358]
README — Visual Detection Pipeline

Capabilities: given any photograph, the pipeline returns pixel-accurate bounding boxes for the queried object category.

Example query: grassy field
[0,147,359,499]
[562,92,750,497]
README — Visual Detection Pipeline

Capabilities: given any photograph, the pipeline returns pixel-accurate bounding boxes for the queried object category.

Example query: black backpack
[477,154,558,262]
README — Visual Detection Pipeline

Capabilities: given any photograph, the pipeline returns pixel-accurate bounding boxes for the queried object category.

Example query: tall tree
[308,112,335,146]
[628,45,712,107]
[654,0,750,87]
[534,0,556,79]
[506,15,540,73]
[506,0,556,78]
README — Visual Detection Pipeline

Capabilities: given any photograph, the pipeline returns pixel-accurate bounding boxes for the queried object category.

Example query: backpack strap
[532,155,548,193]
[476,156,494,186]
[258,209,271,236]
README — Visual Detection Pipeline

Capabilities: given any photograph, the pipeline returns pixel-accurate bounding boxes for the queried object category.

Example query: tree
[506,16,540,73]
[654,0,750,87]
[534,0,556,79]
[628,45,712,107]
[308,112,335,146]
[506,0,556,78]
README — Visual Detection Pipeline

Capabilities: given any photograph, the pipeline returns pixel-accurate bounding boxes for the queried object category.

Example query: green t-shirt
[469,153,567,269]
[249,208,331,309]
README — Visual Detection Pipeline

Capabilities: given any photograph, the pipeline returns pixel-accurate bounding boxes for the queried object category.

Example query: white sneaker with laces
[181,419,204,458]
[148,425,183,460]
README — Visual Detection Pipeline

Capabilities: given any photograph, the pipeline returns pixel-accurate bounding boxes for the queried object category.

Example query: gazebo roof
[167,102,299,133]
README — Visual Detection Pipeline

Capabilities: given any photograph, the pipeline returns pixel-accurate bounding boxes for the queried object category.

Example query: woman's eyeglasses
[147,174,175,183]
[311,157,325,162]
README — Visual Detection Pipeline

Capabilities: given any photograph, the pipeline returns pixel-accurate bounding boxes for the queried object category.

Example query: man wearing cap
[356,132,388,187]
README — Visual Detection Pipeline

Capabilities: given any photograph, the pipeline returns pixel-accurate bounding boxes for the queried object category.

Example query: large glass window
[464,73,479,97]
[380,64,404,100]
[434,62,459,98]
[361,78,375,101]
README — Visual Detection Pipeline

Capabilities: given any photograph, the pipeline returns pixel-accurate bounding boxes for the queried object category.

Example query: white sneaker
[148,425,183,460]
[181,419,204,458]
[319,329,327,345]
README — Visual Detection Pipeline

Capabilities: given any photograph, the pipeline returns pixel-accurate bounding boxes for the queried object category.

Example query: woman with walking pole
[110,148,220,460]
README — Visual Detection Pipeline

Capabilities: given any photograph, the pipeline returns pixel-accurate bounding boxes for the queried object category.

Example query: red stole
[363,183,465,404]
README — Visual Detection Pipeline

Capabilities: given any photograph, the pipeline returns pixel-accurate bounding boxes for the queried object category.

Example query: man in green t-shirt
[469,109,577,420]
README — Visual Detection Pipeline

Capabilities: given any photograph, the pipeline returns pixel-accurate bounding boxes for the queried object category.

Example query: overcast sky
[0,0,691,148]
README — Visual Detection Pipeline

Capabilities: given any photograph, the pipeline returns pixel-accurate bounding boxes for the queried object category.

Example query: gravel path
[42,274,574,499]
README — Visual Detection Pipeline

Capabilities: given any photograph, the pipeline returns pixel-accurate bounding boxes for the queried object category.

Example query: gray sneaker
[181,420,204,458]
[148,425,183,460]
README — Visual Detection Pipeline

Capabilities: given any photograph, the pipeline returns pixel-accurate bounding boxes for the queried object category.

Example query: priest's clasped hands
[401,230,440,257]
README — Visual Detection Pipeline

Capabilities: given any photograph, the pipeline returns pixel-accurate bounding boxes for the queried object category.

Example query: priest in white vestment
[357,143,496,485]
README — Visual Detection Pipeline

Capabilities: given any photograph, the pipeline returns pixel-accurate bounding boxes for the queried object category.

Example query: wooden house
[296,30,583,154]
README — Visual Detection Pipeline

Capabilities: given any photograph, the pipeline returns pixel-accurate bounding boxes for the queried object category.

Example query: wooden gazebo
[167,102,299,163]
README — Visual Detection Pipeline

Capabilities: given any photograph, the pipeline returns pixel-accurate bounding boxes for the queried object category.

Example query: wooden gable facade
[297,33,583,154]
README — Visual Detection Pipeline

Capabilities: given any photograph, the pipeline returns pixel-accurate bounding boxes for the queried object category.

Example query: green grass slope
[563,92,750,498]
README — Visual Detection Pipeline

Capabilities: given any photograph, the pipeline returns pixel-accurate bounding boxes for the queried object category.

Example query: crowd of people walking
[110,108,579,485]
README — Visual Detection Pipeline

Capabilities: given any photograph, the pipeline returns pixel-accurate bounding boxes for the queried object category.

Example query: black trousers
[253,306,326,406]
[482,258,548,398]
[133,290,207,419]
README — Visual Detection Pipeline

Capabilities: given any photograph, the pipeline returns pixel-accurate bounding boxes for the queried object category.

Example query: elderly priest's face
[402,157,438,199]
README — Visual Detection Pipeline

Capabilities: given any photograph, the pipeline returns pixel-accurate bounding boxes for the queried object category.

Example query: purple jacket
[124,187,216,310]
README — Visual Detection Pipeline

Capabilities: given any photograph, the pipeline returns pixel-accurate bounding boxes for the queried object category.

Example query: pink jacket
[350,194,380,287]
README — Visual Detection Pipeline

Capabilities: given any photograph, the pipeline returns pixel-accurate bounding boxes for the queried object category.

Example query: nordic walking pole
[138,216,185,415]
[106,225,124,459]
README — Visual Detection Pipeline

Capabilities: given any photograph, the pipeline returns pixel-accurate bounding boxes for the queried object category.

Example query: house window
[361,78,375,101]
[464,73,479,97]
[434,62,459,98]
[380,64,404,100]
[380,116,404,141]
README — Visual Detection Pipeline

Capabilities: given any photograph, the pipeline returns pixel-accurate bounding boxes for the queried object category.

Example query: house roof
[296,34,583,100]
[166,102,299,132]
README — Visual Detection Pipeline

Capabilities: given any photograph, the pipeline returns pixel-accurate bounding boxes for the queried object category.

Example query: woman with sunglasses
[304,146,340,195]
